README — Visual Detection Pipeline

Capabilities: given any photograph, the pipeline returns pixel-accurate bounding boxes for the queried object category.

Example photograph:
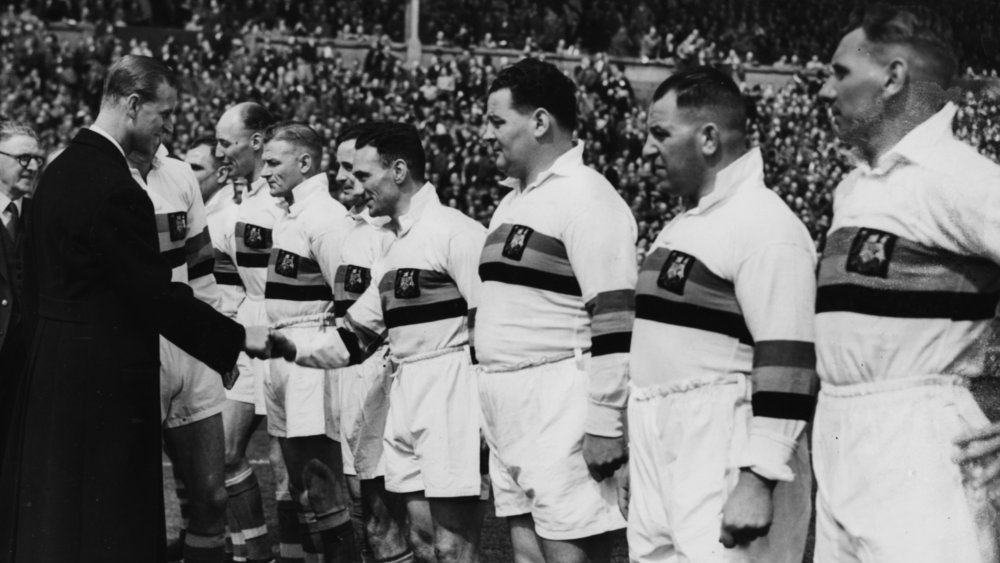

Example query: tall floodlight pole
[406,0,422,64]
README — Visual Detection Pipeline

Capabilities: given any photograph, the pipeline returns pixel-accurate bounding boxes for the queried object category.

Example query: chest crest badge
[502,225,533,261]
[167,212,188,242]
[275,249,300,278]
[846,228,896,278]
[395,269,421,299]
[345,265,371,293]
[657,250,695,295]
[244,224,267,249]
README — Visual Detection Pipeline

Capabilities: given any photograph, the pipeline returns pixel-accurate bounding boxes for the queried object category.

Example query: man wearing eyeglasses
[0,121,42,465]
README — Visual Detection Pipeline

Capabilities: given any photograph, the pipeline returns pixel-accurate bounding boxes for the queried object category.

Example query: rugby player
[816,4,1000,560]
[629,67,816,562]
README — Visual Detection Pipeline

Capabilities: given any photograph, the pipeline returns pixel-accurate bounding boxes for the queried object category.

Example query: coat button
[0,299,7,306]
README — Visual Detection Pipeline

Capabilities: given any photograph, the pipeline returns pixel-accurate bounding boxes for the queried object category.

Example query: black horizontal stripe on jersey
[236,252,271,268]
[334,300,355,319]
[635,294,753,345]
[384,297,468,329]
[816,285,1000,320]
[751,391,817,421]
[264,283,333,302]
[592,332,632,356]
[163,247,186,269]
[753,340,816,369]
[214,271,244,287]
[479,261,582,296]
[188,258,215,280]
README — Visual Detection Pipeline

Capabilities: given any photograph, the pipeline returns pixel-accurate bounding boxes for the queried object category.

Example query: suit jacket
[0,197,26,351]
[0,197,27,480]
[0,128,245,563]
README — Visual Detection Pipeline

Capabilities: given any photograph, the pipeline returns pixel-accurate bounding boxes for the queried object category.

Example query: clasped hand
[243,326,297,362]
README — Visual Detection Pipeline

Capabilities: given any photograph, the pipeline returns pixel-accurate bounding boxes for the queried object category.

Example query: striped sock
[277,494,305,563]
[226,467,270,560]
[376,549,416,563]
[183,530,227,563]
[297,507,323,562]
[318,522,357,561]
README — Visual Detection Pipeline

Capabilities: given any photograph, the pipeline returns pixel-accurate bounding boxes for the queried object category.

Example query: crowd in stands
[3,3,1000,259]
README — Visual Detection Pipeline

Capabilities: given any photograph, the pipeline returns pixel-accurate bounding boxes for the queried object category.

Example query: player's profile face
[260,139,305,199]
[133,82,176,157]
[821,28,887,145]
[483,88,532,180]
[351,145,398,217]
[643,90,704,199]
[335,139,366,208]
[214,111,255,180]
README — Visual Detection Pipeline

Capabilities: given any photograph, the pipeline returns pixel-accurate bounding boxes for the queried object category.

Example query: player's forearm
[584,289,635,438]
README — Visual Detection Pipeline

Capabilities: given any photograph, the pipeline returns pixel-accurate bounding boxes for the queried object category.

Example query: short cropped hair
[238,102,275,134]
[355,123,426,182]
[335,122,384,148]
[263,121,324,164]
[851,3,957,88]
[488,58,578,131]
[651,67,747,133]
[102,54,178,105]
[0,120,39,144]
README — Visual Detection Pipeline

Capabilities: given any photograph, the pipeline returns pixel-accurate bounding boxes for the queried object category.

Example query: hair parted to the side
[651,66,747,133]
[102,54,178,106]
[263,121,324,164]
[0,120,39,144]
[354,122,426,183]
[488,58,578,131]
[335,122,386,148]
[238,102,276,134]
[848,3,957,88]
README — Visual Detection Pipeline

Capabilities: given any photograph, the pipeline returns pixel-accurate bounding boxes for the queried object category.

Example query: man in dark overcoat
[0,54,268,563]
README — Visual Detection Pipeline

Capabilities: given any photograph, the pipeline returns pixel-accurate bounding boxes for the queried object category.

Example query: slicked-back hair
[651,67,747,134]
[335,122,385,148]
[355,123,426,183]
[239,102,275,134]
[0,120,39,144]
[102,54,178,106]
[488,58,578,131]
[263,121,324,165]
[849,3,957,88]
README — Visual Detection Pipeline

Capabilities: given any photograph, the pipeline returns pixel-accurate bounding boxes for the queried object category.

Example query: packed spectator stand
[3,1,1000,260]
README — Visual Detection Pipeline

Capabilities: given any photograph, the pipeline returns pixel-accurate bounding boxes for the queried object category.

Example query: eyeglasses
[0,150,45,169]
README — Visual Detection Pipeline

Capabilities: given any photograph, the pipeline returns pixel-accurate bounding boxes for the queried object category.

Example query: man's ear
[299,153,313,174]
[884,57,908,98]
[392,158,408,184]
[249,131,264,151]
[531,108,552,139]
[699,122,721,157]
[125,93,141,120]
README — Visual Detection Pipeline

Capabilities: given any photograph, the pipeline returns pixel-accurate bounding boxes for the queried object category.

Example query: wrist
[739,467,777,491]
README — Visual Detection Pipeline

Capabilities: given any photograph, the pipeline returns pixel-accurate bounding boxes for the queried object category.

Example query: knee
[223,448,247,475]
[433,534,466,563]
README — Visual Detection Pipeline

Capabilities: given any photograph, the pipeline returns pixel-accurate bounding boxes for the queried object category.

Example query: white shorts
[478,355,626,541]
[627,375,810,563]
[226,297,268,415]
[336,347,393,480]
[159,337,226,429]
[813,376,999,563]
[266,325,339,439]
[384,347,481,498]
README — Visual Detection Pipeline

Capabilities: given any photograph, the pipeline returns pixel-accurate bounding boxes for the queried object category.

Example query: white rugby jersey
[264,173,352,325]
[235,177,285,299]
[293,184,485,367]
[331,209,393,320]
[130,145,221,310]
[817,103,1000,386]
[474,143,638,438]
[631,148,819,481]
[206,184,244,318]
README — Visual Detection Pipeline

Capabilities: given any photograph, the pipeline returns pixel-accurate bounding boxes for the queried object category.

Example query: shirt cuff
[739,427,797,482]
[585,401,625,438]
[293,331,351,369]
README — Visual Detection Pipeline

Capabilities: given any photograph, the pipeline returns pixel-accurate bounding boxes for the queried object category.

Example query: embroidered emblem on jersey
[846,228,896,278]
[167,212,188,241]
[345,265,371,293]
[395,269,421,299]
[244,224,267,249]
[275,250,300,278]
[502,225,534,261]
[657,250,695,295]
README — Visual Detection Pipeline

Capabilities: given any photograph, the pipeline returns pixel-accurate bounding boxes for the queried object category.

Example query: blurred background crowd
[3,0,1000,258]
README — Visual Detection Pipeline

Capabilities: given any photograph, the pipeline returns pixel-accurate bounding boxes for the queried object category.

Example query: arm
[93,185,245,374]
[446,220,487,358]
[564,201,638,479]
[184,187,226,312]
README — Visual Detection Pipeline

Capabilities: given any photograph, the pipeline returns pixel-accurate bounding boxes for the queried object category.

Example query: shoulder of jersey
[730,184,813,243]
[427,203,487,233]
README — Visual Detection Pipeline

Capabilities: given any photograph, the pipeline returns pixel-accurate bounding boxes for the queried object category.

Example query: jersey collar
[686,147,764,215]
[288,173,330,217]
[851,102,957,177]
[499,141,585,194]
[397,182,439,237]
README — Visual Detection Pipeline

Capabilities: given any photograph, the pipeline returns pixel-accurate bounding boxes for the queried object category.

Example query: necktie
[4,202,17,240]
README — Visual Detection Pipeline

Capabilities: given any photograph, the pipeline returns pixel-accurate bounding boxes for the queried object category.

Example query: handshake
[243,326,298,362]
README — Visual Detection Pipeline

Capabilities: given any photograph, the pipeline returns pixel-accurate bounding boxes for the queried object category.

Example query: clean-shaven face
[0,134,43,199]
[483,88,534,181]
[351,145,399,218]
[821,27,889,146]
[642,90,707,200]
[260,139,306,200]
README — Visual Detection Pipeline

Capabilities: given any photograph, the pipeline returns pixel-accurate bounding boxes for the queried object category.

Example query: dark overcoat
[0,128,245,562]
